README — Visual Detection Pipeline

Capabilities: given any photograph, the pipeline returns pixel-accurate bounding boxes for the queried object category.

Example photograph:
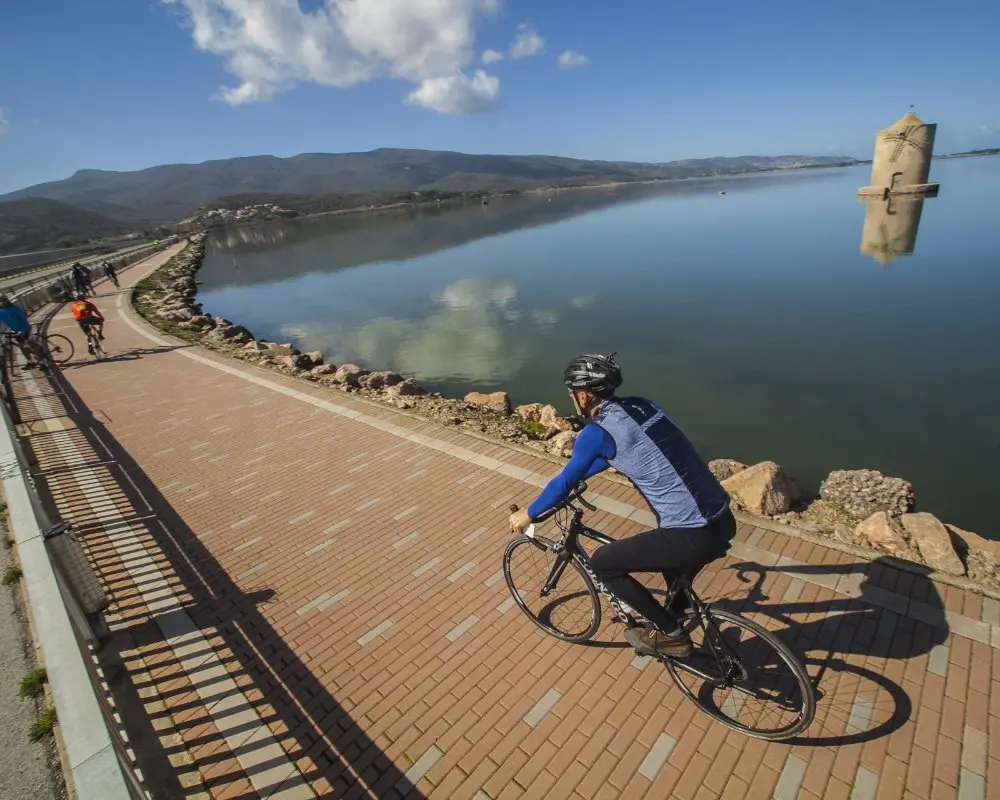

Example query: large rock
[387,378,426,397]
[547,430,578,458]
[514,403,545,424]
[188,315,214,328]
[539,404,573,432]
[721,461,799,516]
[265,342,294,357]
[708,459,747,482]
[310,364,337,376]
[280,354,312,371]
[855,511,911,558]
[208,324,253,344]
[362,371,405,391]
[819,469,914,521]
[334,364,370,386]
[306,351,324,366]
[947,524,1000,583]
[901,513,965,575]
[243,340,269,352]
[465,391,511,413]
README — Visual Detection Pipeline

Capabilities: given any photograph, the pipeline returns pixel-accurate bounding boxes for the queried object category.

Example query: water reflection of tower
[859,196,926,266]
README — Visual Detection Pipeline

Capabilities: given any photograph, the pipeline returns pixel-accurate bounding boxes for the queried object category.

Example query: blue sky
[1,0,998,195]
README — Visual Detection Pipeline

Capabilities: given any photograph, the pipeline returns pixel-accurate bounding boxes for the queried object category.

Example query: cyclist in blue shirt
[508,353,736,659]
[0,294,49,369]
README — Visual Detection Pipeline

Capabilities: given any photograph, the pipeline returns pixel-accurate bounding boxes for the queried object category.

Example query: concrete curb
[0,401,134,798]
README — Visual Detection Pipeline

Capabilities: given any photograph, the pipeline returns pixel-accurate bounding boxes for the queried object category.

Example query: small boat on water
[717,191,726,196]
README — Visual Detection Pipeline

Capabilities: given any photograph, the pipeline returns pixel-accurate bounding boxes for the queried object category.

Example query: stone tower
[858,111,939,197]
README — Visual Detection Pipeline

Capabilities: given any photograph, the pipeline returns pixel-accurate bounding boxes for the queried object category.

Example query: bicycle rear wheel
[44,334,74,365]
[503,536,601,643]
[666,608,815,740]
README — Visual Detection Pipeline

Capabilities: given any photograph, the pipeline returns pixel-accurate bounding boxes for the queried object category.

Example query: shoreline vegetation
[133,237,1000,595]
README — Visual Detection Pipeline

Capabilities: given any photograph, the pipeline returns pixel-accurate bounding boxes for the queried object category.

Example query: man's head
[0,294,10,307]
[562,353,622,418]
[75,293,87,302]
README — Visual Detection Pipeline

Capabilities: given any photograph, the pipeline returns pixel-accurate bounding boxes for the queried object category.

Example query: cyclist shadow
[62,344,190,368]
[708,555,950,746]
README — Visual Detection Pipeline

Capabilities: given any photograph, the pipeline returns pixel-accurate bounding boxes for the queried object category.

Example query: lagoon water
[200,157,1000,536]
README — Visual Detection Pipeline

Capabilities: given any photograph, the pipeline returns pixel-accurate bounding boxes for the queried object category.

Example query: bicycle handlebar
[509,480,596,523]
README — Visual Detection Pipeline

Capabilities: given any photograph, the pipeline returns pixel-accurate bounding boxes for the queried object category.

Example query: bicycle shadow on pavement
[708,555,949,747]
[19,368,422,799]
[60,344,191,369]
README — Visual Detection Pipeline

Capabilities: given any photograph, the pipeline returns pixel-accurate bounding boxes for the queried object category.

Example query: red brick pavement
[6,246,999,799]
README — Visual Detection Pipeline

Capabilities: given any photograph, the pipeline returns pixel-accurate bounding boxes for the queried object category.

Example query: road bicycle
[0,330,74,367]
[83,324,105,360]
[504,482,816,740]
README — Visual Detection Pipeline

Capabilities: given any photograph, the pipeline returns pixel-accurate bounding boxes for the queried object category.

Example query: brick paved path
[7,246,1000,799]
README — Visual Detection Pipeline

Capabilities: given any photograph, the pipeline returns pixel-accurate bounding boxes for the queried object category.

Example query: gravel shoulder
[0,516,64,800]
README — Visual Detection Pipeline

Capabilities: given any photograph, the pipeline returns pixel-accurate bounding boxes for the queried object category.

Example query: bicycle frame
[536,503,744,687]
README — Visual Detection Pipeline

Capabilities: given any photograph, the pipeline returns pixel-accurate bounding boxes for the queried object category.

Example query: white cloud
[406,70,499,114]
[508,23,544,59]
[0,108,9,135]
[162,0,502,114]
[481,48,504,64]
[557,49,589,69]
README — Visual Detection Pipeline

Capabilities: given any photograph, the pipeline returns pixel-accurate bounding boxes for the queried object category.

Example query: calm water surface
[200,158,1000,536]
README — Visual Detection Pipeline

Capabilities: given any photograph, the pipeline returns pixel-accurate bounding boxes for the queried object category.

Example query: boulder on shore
[539,404,573,432]
[547,430,577,458]
[306,351,324,366]
[854,511,912,559]
[387,378,426,397]
[334,364,370,386]
[709,459,748,482]
[901,513,965,575]
[819,469,915,521]
[310,364,337,376]
[208,324,253,344]
[721,461,800,516]
[465,391,511,413]
[514,403,544,424]
[363,371,405,391]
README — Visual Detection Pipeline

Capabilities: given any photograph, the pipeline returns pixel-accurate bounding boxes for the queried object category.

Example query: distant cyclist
[0,294,49,370]
[70,262,93,297]
[70,294,105,354]
[508,353,735,659]
[102,260,120,288]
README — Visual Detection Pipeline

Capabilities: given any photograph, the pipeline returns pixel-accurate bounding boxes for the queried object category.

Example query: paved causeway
[7,246,1000,799]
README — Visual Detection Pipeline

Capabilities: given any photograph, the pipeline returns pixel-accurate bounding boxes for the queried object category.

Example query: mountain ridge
[1,148,858,224]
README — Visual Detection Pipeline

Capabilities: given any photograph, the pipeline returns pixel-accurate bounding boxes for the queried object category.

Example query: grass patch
[28,708,56,742]
[2,565,23,586]
[521,420,549,439]
[19,668,48,699]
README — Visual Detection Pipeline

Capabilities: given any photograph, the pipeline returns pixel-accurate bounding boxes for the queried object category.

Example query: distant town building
[858,110,939,198]
[859,196,927,266]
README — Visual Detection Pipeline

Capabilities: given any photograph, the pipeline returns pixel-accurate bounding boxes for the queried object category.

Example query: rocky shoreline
[134,237,1000,593]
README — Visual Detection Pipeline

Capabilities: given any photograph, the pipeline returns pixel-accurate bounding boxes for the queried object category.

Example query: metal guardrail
[6,242,167,318]
[1,239,173,297]
[1,322,146,799]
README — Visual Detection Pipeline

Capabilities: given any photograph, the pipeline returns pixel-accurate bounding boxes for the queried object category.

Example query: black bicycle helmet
[563,352,623,397]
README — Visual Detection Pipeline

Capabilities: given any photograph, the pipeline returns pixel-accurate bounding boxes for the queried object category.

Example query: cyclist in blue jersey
[508,353,736,659]
[0,294,48,369]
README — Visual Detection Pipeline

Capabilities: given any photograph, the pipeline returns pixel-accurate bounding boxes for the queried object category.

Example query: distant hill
[0,197,141,255]
[0,148,858,223]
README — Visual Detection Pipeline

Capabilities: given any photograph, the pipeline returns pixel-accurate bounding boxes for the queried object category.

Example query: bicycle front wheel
[44,334,74,365]
[667,608,815,740]
[503,536,601,643]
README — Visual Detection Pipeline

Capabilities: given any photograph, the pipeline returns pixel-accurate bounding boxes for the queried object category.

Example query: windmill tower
[858,109,939,197]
